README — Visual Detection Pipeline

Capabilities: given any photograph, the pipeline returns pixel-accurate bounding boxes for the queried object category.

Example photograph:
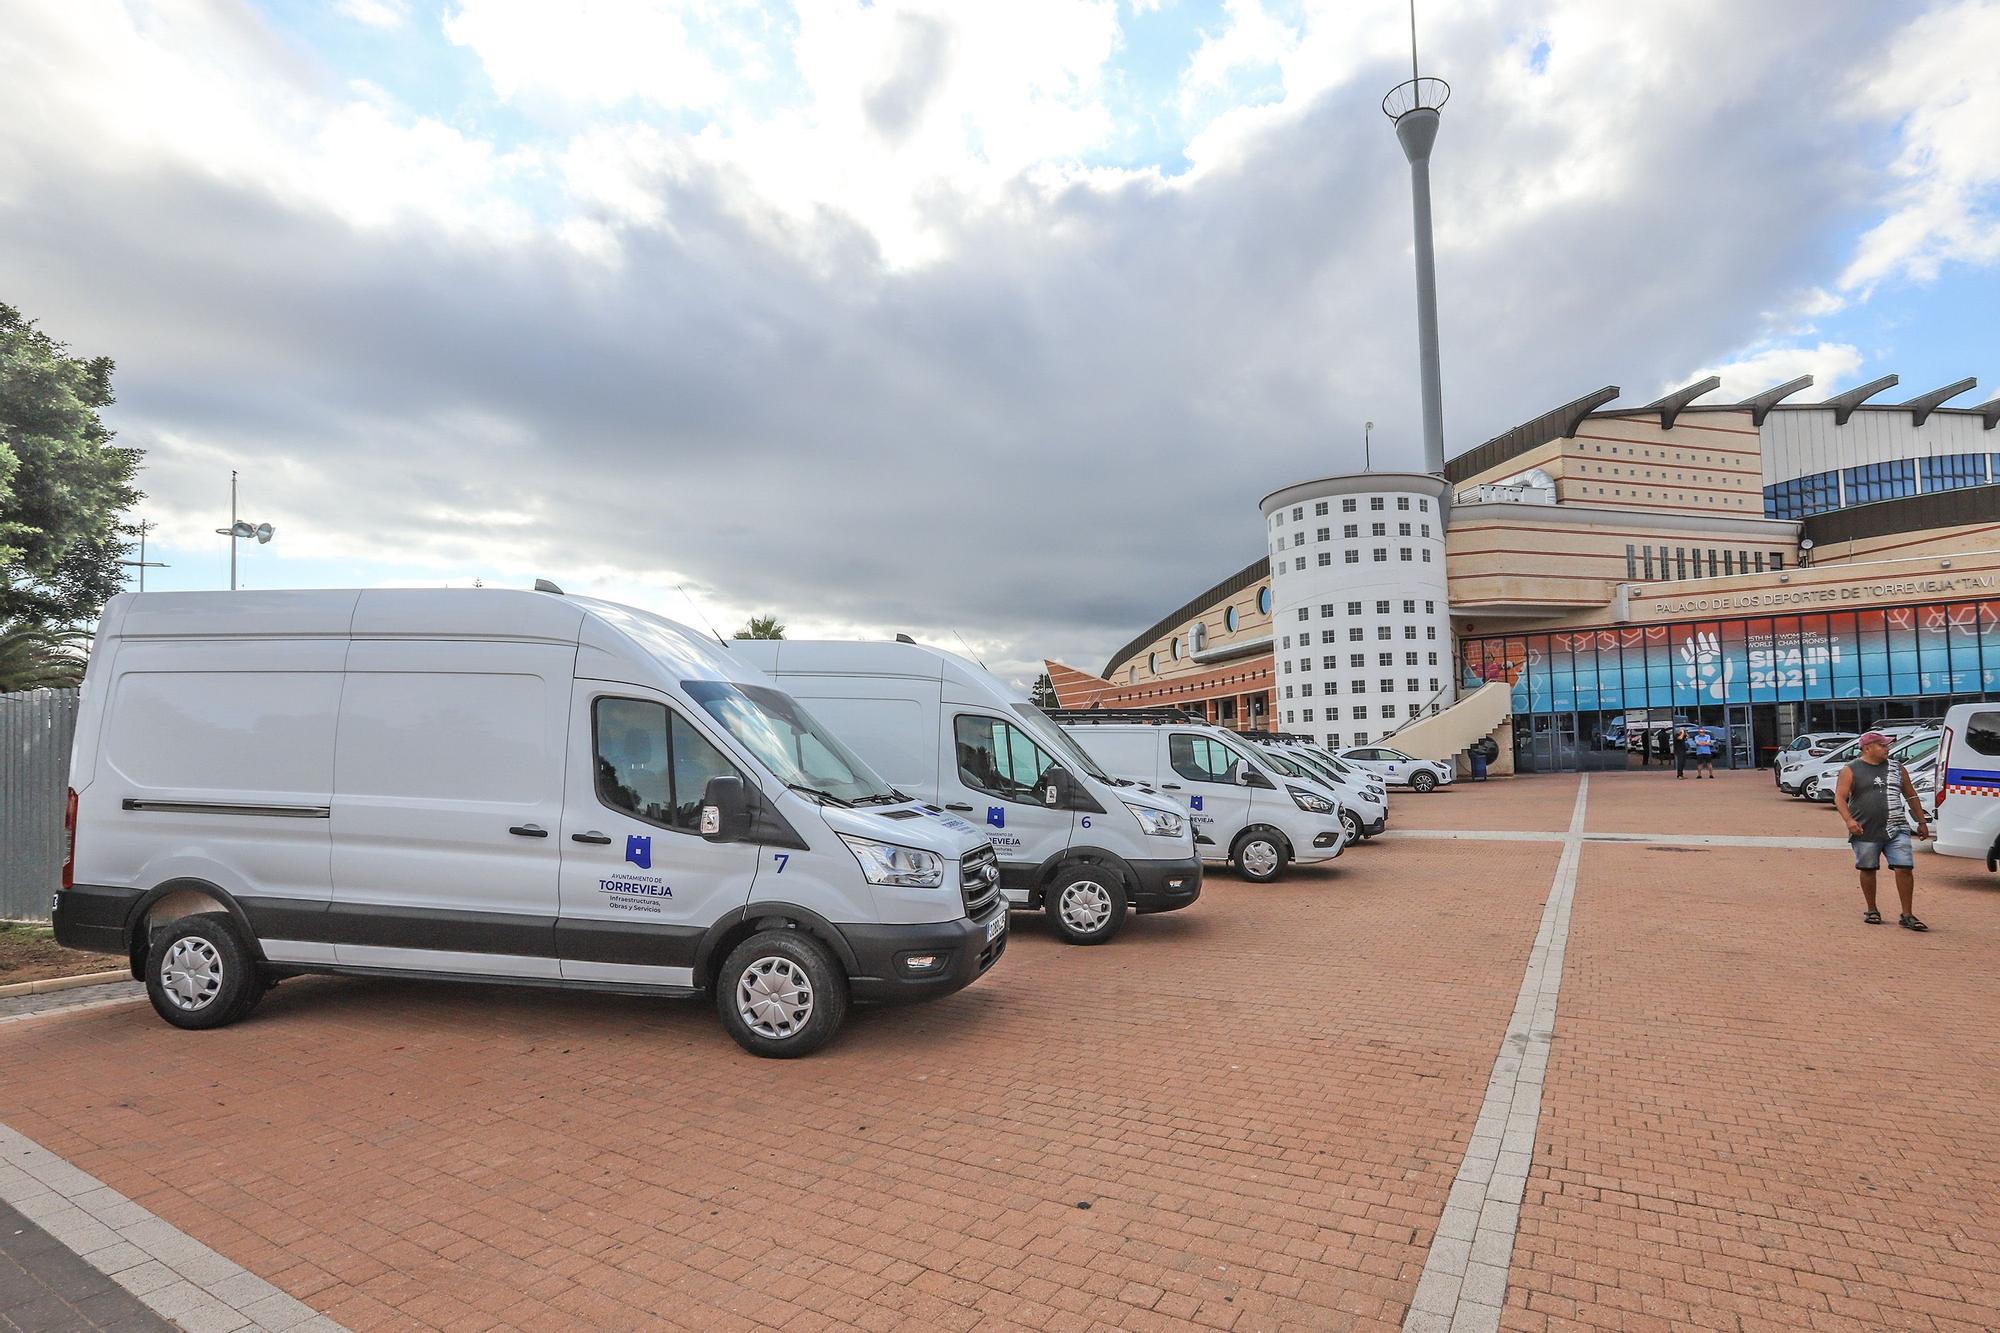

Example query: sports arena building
[1046,374,2000,771]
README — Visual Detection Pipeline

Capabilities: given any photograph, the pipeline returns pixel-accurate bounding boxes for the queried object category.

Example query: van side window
[595,698,744,833]
[1967,711,2000,756]
[954,715,1054,803]
[1168,735,1238,784]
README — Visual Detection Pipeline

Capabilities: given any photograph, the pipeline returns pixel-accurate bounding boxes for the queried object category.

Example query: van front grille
[959,846,1001,919]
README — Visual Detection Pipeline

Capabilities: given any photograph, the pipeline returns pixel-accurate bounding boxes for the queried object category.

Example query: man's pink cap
[1858,731,1891,748]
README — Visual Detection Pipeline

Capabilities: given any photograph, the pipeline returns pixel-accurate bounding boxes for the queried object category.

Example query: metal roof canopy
[1822,373,1900,426]
[1640,375,1721,431]
[1443,385,1618,483]
[1898,377,1978,427]
[1978,396,2000,431]
[1736,374,1814,427]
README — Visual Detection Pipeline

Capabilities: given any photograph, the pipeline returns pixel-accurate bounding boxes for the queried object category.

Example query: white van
[733,640,1200,944]
[1249,740,1388,843]
[1055,715,1345,882]
[52,588,1007,1057]
[1934,703,2000,870]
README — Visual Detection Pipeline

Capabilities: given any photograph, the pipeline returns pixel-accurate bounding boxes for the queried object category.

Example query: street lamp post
[119,519,169,591]
[214,470,275,590]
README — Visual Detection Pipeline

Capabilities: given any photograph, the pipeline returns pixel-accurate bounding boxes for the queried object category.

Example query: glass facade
[1919,453,1990,491]
[1763,469,1840,519]
[1840,459,1917,505]
[1463,599,2000,770]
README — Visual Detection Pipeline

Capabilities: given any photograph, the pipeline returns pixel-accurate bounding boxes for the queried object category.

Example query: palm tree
[0,624,89,692]
[733,614,785,640]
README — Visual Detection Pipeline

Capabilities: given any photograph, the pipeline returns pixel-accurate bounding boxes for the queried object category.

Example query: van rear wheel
[717,930,848,1058]
[1045,868,1127,945]
[145,915,255,1031]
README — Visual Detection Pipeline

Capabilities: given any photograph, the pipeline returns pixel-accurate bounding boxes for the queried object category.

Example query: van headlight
[838,835,945,888]
[1287,785,1334,814]
[1124,803,1184,838]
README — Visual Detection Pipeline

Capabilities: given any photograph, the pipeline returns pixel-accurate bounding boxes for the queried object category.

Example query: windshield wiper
[787,782,854,808]
[849,791,904,806]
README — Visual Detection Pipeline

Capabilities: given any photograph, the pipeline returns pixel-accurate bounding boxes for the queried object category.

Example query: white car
[1934,703,2000,870]
[1337,745,1455,794]
[1774,733,1858,793]
[1795,729,1940,805]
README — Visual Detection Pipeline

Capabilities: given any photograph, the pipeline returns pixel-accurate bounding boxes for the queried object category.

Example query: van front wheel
[1410,771,1438,793]
[1233,832,1288,883]
[145,916,255,1031]
[1046,869,1127,945]
[717,930,848,1058]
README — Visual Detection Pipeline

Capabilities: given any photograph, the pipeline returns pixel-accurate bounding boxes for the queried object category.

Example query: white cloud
[1687,342,1865,400]
[336,0,411,29]
[1839,0,2000,292]
[443,0,738,110]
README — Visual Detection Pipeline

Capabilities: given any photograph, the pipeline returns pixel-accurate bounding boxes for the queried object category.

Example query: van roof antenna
[949,629,987,669]
[895,633,916,644]
[533,578,564,594]
[677,584,728,646]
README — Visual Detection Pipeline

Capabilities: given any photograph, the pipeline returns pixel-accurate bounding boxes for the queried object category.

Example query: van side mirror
[1041,766,1075,808]
[1239,767,1275,789]
[700,775,750,841]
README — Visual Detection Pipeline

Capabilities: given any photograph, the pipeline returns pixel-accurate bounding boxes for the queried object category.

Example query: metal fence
[1,688,78,921]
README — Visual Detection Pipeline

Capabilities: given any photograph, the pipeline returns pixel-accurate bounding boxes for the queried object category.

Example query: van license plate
[984,911,1006,943]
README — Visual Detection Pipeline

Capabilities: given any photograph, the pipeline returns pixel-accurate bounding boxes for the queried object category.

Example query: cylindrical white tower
[1260,472,1452,750]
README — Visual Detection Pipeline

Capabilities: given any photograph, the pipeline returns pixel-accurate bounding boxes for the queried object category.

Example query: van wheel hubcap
[1241,841,1279,876]
[1342,813,1360,842]
[1058,881,1112,933]
[159,938,223,1011]
[737,957,814,1039]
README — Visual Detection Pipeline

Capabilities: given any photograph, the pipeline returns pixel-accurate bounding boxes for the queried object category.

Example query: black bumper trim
[839,910,1006,1003]
[51,884,141,955]
[1128,855,1202,913]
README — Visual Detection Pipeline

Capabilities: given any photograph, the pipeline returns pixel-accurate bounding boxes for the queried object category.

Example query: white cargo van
[733,640,1200,944]
[1250,742,1387,844]
[1055,714,1345,882]
[1934,703,2000,871]
[52,589,1007,1057]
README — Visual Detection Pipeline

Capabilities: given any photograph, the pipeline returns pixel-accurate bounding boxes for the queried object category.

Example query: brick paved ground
[0,840,1558,1332]
[1507,839,2000,1333]
[4,775,1996,1333]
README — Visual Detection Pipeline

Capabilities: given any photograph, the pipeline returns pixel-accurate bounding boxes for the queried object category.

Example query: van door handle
[509,824,550,838]
[571,831,612,845]
[945,803,975,812]
[1161,783,1182,790]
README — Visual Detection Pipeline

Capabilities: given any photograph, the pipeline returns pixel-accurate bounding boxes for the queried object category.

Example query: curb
[0,970,131,998]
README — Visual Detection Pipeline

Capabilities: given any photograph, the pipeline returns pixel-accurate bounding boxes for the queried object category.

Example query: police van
[52,588,1006,1057]
[733,639,1200,944]
[1053,712,1346,882]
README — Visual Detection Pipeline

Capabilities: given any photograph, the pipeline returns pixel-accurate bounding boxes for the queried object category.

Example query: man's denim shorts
[1852,829,1914,871]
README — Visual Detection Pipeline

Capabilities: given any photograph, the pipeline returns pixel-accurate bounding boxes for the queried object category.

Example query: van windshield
[1014,705,1117,784]
[684,680,899,805]
[1289,750,1350,788]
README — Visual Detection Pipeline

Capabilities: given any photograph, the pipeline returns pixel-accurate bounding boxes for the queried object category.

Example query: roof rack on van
[1238,730,1316,745]
[1044,707,1203,726]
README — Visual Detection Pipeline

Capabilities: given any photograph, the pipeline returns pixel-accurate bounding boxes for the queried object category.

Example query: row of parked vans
[1773,709,2000,870]
[52,588,1423,1057]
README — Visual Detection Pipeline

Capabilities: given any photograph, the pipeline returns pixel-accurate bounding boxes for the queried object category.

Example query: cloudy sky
[3,0,1995,684]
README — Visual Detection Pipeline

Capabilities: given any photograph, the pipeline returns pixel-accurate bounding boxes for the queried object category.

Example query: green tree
[0,303,142,626]
[733,614,785,640]
[1030,672,1058,709]
[0,624,88,691]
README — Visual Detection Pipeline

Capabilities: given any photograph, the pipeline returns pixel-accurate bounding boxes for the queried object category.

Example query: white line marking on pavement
[0,1121,347,1332]
[1402,776,1590,1333]
[1381,829,1845,850]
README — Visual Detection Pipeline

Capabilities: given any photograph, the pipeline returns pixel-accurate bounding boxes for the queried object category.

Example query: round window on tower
[1225,607,1239,632]
[1258,586,1272,614]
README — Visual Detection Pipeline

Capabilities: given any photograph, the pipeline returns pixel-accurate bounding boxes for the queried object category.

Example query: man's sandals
[1900,914,1929,932]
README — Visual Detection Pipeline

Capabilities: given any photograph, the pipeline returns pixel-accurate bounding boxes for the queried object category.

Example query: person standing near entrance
[1692,727,1716,778]
[1674,726,1689,779]
[1835,731,1931,931]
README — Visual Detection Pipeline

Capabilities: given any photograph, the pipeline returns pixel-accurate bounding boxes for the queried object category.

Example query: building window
[1408,678,1421,692]
[1353,681,1366,693]
[1294,556,1306,571]
[1420,499,1429,511]
[1314,500,1329,515]
[1302,709,1314,722]
[1643,545,1653,579]
[1348,601,1362,615]
[1283,660,1292,674]
[1426,626,1437,640]
[1284,686,1293,699]
[1406,652,1418,665]
[1318,552,1332,567]
[1372,522,1386,536]
[1321,630,1338,644]
[1349,627,1364,641]
[1676,547,1687,579]
[1317,527,1331,541]
[1382,704,1398,718]
[1398,522,1411,536]
[1842,459,1916,506]
[1422,549,1433,563]
[1379,652,1393,666]
[1377,626,1392,640]
[1771,551,1785,571]
[1353,707,1368,719]
[1297,607,1310,622]
[1380,678,1395,693]
[1920,453,1988,491]
[1350,654,1364,667]
[1355,731,1368,743]
[1763,469,1841,519]
[1402,600,1415,613]
[1403,626,1416,639]
[1328,732,1341,746]
[1343,523,1359,538]
[1322,657,1337,671]
[1397,497,1410,510]
[1370,497,1385,510]
[1426,601,1435,613]
[1626,544,1637,579]
[1258,586,1272,614]
[1430,679,1440,692]
[1373,548,1387,562]
[1428,652,1438,665]
[1421,524,1431,537]
[1723,550,1735,576]
[1300,657,1311,671]
[1300,684,1312,697]
[1292,506,1304,520]
[1345,550,1360,564]
[1400,548,1413,561]
[1320,603,1336,617]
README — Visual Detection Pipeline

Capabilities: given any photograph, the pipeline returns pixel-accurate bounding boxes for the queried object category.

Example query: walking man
[1692,727,1715,778]
[1834,731,1931,931]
